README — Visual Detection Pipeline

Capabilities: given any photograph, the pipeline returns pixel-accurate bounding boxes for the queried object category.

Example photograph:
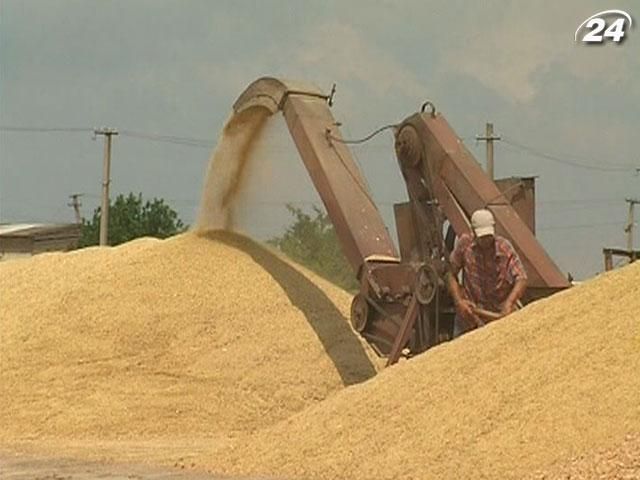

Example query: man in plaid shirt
[447,209,528,336]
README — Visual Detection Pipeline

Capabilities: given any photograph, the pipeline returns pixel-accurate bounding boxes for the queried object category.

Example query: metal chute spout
[232,77,329,116]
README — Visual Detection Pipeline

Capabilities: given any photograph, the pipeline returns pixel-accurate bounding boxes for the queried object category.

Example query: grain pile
[207,262,640,480]
[529,434,640,479]
[0,231,381,450]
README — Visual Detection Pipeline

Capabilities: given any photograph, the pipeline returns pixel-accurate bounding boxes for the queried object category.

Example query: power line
[119,130,214,148]
[538,197,621,205]
[3,125,638,172]
[6,125,637,175]
[502,137,628,168]
[0,126,92,133]
[501,137,637,172]
[0,125,215,149]
[538,220,623,231]
[537,204,621,215]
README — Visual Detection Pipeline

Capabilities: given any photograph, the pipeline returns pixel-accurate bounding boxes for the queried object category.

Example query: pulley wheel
[350,294,369,333]
[394,126,422,168]
[415,264,439,305]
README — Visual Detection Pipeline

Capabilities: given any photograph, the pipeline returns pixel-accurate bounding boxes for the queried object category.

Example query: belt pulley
[415,263,439,305]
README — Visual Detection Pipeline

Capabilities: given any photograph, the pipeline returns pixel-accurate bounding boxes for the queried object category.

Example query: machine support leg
[387,295,419,366]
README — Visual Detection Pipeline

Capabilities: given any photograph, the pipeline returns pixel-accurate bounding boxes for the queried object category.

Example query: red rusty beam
[405,112,569,290]
[282,95,399,272]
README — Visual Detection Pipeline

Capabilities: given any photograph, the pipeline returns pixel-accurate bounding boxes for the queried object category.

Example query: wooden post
[626,198,637,253]
[94,128,118,246]
[603,249,613,271]
[476,122,501,180]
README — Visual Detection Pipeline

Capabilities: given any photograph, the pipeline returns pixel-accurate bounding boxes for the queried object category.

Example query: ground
[0,450,270,480]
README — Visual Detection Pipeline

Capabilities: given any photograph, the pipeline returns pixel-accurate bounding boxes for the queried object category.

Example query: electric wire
[537,220,624,231]
[119,130,214,148]
[0,126,215,149]
[4,125,638,175]
[500,137,637,172]
[0,126,93,133]
[3,120,634,251]
[326,124,397,145]
[2,125,636,226]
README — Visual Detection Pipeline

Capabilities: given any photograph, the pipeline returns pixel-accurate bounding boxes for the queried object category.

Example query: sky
[1,0,638,279]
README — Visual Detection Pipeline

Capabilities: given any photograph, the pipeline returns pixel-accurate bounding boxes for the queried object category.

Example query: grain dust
[195,107,271,232]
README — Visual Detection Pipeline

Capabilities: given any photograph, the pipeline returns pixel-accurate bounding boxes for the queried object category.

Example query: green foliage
[79,193,186,247]
[269,205,358,292]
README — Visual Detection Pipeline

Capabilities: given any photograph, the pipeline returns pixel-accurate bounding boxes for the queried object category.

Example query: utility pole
[476,122,501,179]
[625,198,639,252]
[94,127,118,246]
[68,193,83,224]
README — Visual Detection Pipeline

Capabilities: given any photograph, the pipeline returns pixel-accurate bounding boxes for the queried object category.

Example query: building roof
[0,223,81,238]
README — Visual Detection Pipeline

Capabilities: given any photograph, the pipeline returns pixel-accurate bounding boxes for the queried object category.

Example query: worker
[446,208,528,336]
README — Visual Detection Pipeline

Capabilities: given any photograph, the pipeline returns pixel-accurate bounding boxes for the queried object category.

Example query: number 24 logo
[575,10,633,44]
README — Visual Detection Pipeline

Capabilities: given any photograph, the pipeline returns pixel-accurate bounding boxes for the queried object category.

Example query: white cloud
[290,22,426,100]
[199,60,269,100]
[196,21,428,128]
[442,11,570,103]
[567,43,636,86]
[437,2,637,104]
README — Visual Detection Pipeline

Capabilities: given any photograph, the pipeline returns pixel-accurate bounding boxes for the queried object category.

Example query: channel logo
[575,10,633,44]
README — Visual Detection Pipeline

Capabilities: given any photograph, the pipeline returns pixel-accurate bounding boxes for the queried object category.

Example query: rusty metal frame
[400,112,570,291]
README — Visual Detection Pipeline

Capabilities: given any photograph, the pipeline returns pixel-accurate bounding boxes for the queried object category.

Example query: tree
[79,193,186,247]
[268,204,358,292]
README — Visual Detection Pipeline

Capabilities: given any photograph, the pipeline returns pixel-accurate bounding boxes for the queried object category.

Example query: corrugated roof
[0,224,41,235]
[0,223,81,238]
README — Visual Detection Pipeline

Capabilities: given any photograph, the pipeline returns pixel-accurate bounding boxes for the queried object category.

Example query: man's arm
[445,267,464,306]
[446,270,482,327]
[500,277,527,315]
[446,236,482,326]
[500,239,528,315]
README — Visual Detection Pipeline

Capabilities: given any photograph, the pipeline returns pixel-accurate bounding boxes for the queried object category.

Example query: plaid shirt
[450,234,527,312]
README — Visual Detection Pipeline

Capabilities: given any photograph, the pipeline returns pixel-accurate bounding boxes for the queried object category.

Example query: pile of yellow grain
[0,231,381,449]
[206,261,640,480]
[529,434,640,479]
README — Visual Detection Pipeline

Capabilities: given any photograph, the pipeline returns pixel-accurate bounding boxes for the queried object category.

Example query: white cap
[471,209,495,237]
